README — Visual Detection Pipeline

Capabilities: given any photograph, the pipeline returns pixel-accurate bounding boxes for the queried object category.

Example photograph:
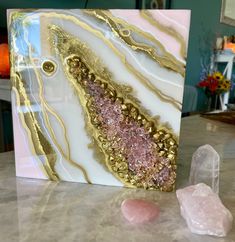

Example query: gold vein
[27,11,182,110]
[140,10,186,59]
[126,62,182,110]
[37,80,92,184]
[12,75,59,181]
[12,87,49,178]
[85,10,185,77]
[25,39,92,184]
[9,11,92,183]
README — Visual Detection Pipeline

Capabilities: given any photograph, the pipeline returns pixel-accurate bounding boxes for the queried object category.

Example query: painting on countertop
[7,9,191,191]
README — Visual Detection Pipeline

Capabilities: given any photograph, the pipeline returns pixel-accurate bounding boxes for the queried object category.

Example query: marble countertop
[0,115,235,242]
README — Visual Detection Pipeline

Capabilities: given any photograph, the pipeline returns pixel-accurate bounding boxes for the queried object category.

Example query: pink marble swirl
[110,10,190,61]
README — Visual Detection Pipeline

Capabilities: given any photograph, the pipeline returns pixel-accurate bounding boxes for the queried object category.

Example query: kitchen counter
[0,115,235,242]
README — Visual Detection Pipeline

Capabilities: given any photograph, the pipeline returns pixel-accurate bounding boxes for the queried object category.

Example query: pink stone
[121,199,160,224]
[176,183,233,237]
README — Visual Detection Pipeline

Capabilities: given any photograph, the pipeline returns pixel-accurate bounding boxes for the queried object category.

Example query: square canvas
[8,9,191,191]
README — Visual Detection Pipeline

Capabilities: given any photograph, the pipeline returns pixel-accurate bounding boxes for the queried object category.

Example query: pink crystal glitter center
[87,79,173,188]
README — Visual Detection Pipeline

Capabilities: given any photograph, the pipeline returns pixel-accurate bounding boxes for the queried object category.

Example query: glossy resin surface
[8,9,190,191]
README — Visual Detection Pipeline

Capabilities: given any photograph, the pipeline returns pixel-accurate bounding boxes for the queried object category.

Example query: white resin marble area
[7,9,191,188]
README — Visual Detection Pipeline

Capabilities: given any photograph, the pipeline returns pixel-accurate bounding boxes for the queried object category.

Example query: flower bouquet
[198,71,231,96]
[197,71,231,111]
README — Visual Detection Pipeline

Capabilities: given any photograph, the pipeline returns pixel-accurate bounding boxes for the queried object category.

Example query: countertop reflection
[0,115,235,242]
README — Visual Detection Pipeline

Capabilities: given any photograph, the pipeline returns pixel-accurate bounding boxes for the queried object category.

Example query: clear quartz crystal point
[189,144,220,194]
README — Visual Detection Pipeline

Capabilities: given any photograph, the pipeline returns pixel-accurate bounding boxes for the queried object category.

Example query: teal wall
[171,0,235,110]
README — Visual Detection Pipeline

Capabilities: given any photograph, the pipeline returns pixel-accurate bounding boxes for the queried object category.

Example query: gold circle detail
[120,28,131,37]
[42,60,56,76]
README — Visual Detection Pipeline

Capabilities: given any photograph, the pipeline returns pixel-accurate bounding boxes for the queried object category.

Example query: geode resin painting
[8,9,191,191]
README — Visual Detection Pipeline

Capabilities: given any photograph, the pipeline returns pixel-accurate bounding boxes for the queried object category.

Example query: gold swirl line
[12,86,49,178]
[72,11,184,109]
[83,11,182,108]
[12,14,91,183]
[41,103,92,184]
[32,11,181,110]
[12,76,59,181]
[9,14,59,180]
[24,40,92,184]
[108,10,185,73]
[104,10,185,69]
[85,10,185,76]
[85,10,185,77]
[140,10,186,59]
[126,62,182,110]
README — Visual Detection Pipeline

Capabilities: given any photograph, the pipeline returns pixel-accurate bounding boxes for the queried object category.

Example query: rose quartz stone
[176,183,233,237]
[121,199,160,224]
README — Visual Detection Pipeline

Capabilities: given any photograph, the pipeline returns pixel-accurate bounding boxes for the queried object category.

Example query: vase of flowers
[197,71,231,111]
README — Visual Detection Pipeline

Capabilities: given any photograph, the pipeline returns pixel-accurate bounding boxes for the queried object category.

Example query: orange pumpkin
[0,43,10,77]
